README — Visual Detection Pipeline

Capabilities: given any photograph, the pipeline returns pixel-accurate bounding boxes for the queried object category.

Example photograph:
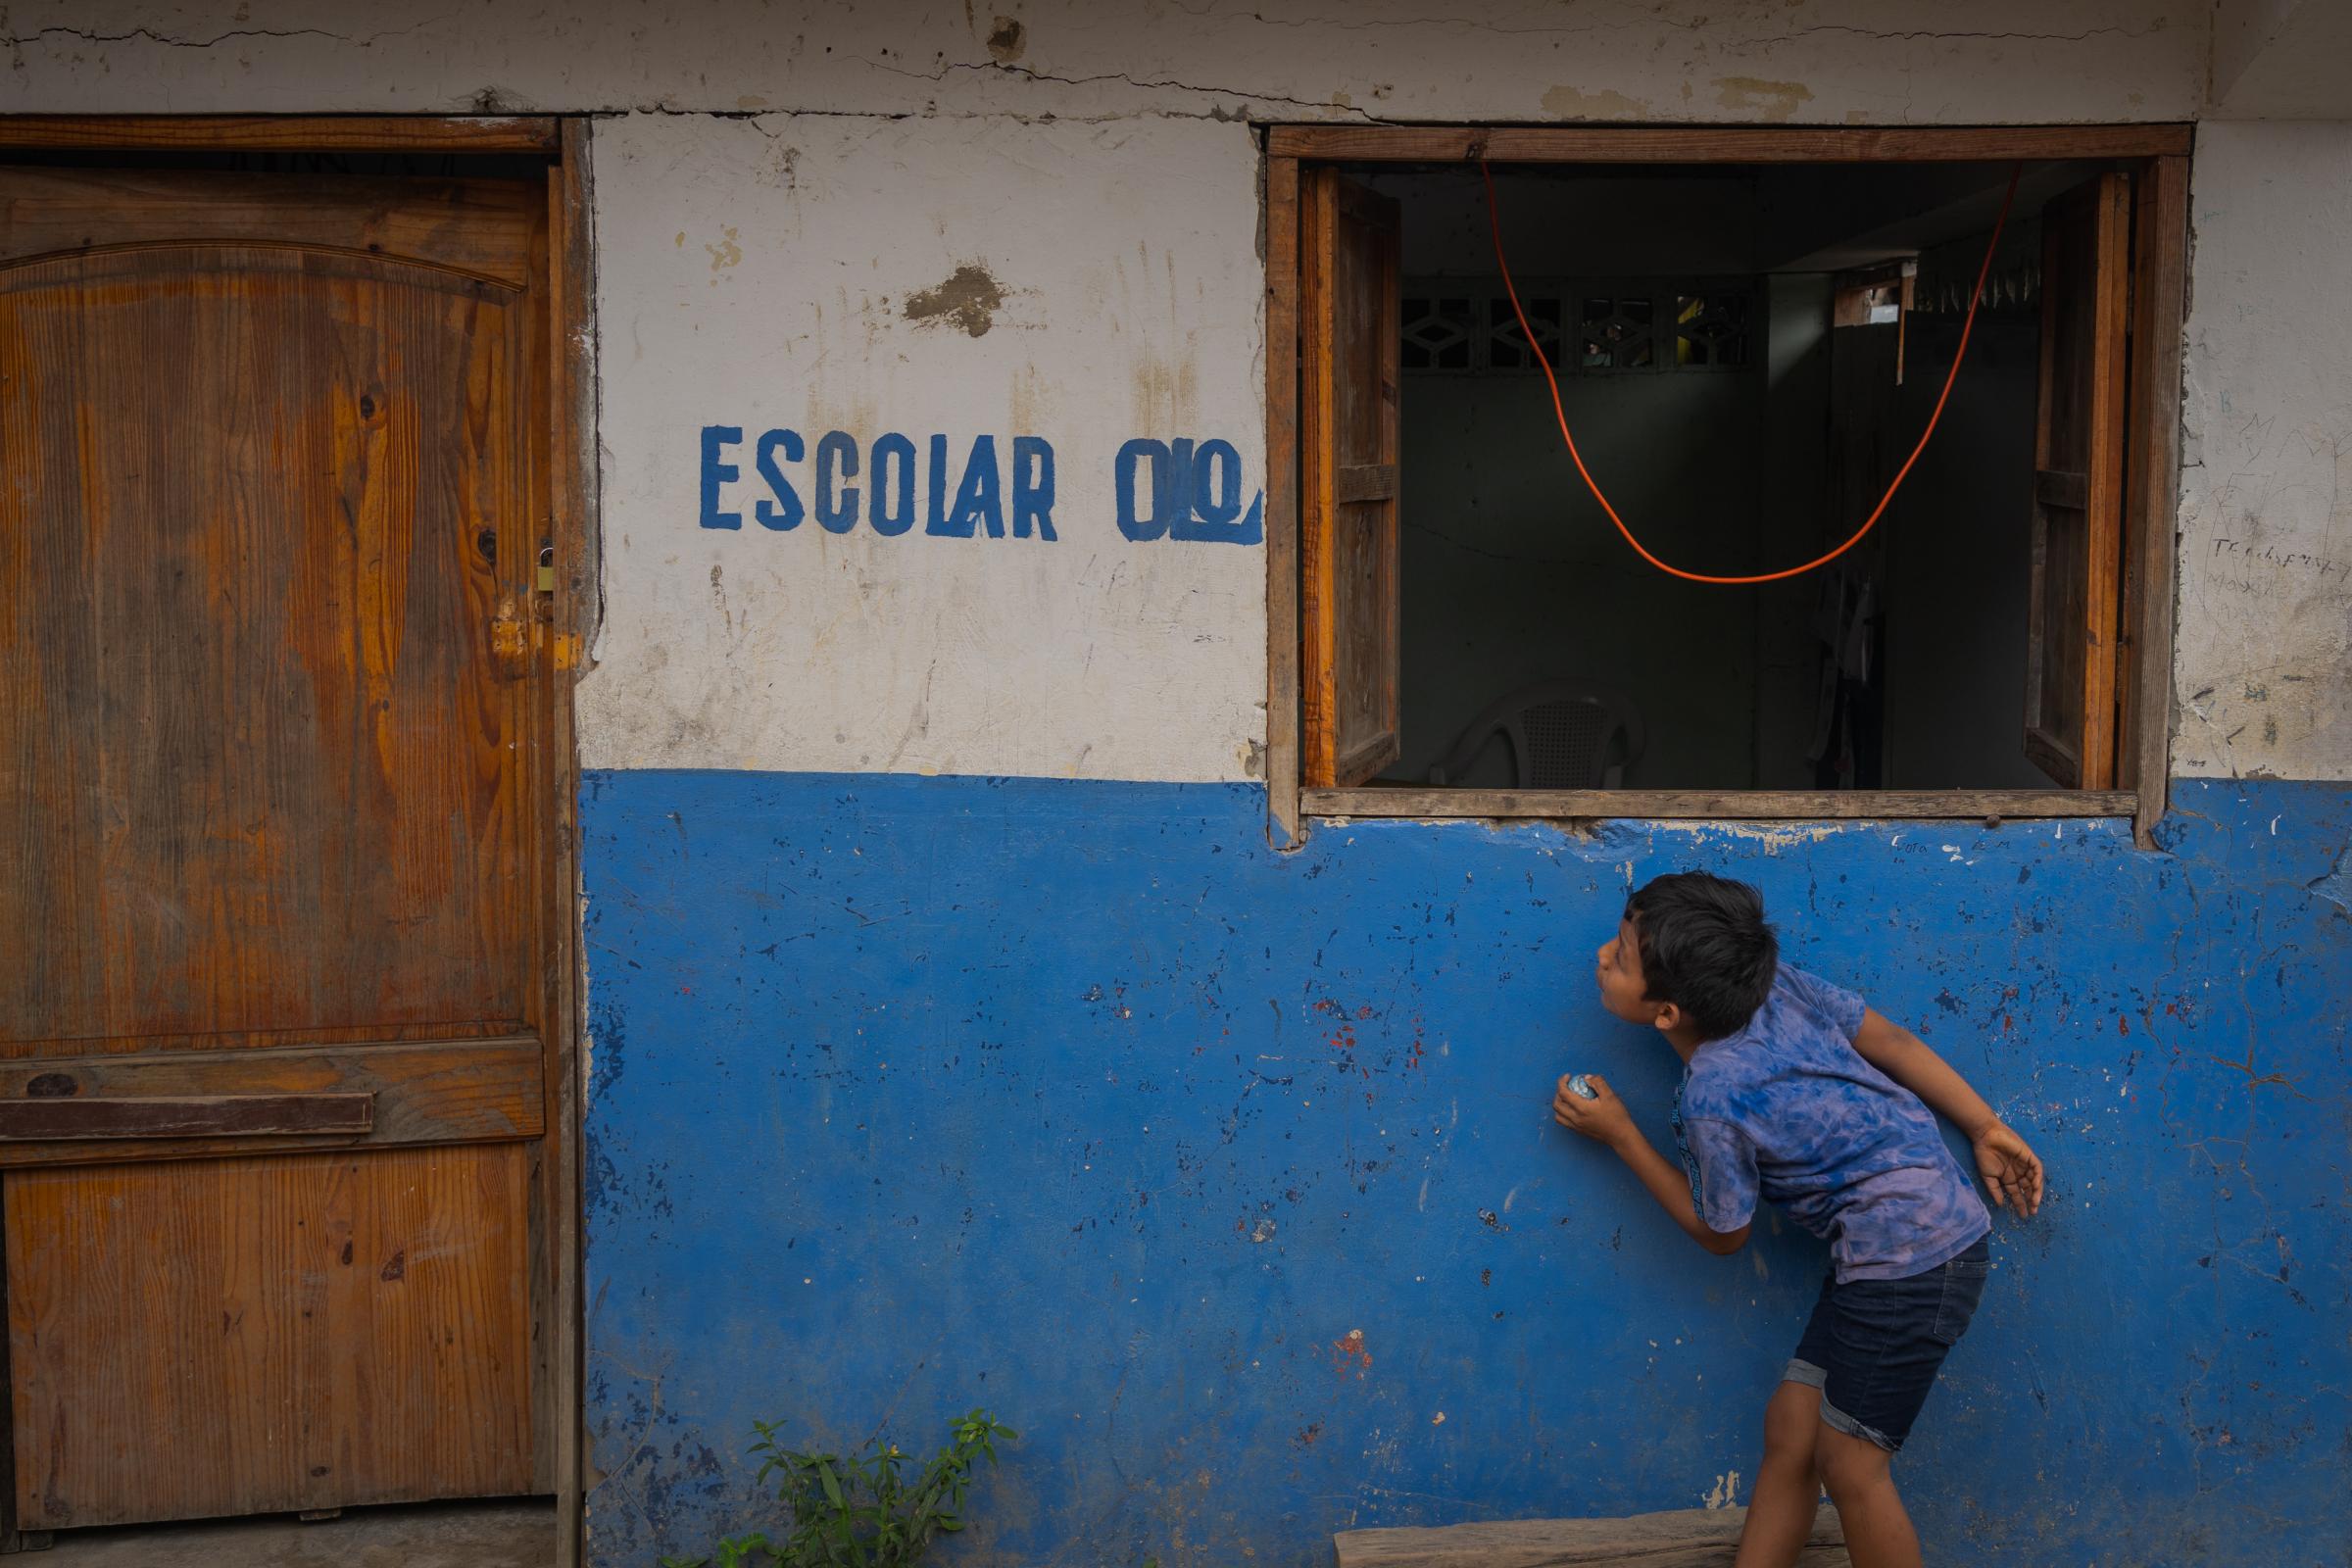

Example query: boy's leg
[1815,1423,1920,1568]
[1733,1380,1827,1568]
[1792,1238,1992,1568]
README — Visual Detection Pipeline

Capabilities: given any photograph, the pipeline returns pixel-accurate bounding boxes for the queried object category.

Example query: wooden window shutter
[2023,172,2132,788]
[1300,169,1403,788]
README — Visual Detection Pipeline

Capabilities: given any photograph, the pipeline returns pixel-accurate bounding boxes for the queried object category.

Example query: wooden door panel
[0,244,532,1049]
[1300,170,1402,788]
[1333,500,1398,784]
[2023,172,2130,788]
[0,168,540,283]
[6,1144,534,1530]
[0,166,550,1531]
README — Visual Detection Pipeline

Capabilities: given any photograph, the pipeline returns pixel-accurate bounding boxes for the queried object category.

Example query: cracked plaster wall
[8,2,2209,124]
[579,771,2352,1567]
[2174,122,2352,781]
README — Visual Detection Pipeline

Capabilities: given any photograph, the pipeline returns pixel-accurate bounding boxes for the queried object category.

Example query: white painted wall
[2209,0,2352,118]
[19,1,2352,784]
[2174,121,2352,781]
[580,112,1265,779]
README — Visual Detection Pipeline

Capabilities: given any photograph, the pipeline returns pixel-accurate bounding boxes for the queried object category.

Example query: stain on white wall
[579,112,1267,779]
[2174,122,2352,781]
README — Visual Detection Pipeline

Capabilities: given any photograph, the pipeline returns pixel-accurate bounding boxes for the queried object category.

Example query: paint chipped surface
[704,224,742,275]
[582,773,2352,1568]
[1541,83,1649,119]
[1711,75,1815,122]
[2309,846,2352,912]
[2175,123,2352,782]
[1702,819,1863,853]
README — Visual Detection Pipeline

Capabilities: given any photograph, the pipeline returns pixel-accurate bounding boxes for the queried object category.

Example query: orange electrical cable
[1481,158,2024,585]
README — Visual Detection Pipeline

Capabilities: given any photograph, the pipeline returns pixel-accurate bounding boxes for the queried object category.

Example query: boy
[1551,872,2044,1568]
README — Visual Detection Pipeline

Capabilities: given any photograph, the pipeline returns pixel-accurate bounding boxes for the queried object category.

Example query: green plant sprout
[660,1408,1018,1568]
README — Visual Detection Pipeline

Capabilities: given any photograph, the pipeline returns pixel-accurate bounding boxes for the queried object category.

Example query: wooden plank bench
[1335,1505,1849,1566]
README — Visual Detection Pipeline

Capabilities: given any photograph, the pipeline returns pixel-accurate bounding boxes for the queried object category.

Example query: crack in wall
[1154,1,2168,51]
[632,104,918,123]
[8,12,2192,124]
[1745,24,2170,46]
[5,18,444,51]
[864,52,1376,121]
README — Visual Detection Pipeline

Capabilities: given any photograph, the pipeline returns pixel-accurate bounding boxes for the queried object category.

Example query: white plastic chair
[1426,684,1644,789]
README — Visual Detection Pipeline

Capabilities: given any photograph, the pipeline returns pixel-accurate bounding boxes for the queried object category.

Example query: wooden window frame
[0,113,592,1568]
[1264,123,2190,847]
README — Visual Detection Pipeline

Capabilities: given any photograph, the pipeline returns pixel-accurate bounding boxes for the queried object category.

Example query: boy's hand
[1973,1120,2045,1218]
[1553,1073,1635,1148]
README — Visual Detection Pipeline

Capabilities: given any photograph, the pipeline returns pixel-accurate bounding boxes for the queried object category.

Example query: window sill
[1298,787,2136,821]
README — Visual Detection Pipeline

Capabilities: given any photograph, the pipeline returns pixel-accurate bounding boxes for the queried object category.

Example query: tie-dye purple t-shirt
[1677,966,1989,1283]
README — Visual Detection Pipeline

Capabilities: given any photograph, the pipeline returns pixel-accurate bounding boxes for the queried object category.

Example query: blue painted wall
[581,773,2350,1567]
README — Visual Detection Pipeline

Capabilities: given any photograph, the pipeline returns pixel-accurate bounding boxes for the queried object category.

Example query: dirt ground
[33,1497,556,1568]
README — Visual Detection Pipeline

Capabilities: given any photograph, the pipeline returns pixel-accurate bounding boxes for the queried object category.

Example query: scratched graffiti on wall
[698,426,1262,544]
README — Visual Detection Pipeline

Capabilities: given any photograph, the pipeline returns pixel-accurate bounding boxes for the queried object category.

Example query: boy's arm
[1552,1075,1748,1255]
[1851,1008,2046,1217]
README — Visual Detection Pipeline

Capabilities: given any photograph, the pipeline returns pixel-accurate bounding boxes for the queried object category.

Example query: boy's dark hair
[1624,872,1779,1040]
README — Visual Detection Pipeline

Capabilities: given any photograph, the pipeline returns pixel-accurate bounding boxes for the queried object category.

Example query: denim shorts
[1784,1238,1990,1453]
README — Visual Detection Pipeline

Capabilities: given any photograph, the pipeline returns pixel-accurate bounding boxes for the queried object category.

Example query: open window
[1268,128,2188,838]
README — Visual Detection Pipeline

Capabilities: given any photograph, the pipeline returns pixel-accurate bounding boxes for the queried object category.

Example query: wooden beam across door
[0,115,560,153]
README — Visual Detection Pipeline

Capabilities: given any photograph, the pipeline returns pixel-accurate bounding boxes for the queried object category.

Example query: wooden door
[2023,171,2132,788]
[1299,169,1402,788]
[0,166,554,1530]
